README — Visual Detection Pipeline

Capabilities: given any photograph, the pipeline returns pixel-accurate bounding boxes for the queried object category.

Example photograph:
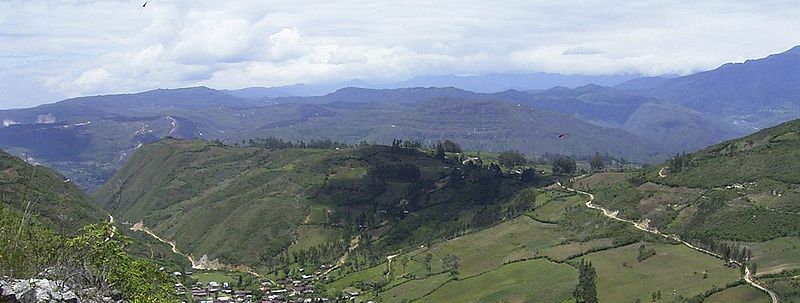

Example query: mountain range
[2,46,800,191]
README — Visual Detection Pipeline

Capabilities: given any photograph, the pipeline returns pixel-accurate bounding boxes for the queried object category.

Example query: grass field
[193,271,237,285]
[416,259,577,303]
[746,237,800,274]
[764,277,800,302]
[381,273,452,302]
[573,172,632,192]
[529,192,586,223]
[704,285,771,303]
[540,238,614,262]
[423,216,565,276]
[579,242,741,302]
[329,263,388,290]
[288,225,344,253]
[327,185,772,303]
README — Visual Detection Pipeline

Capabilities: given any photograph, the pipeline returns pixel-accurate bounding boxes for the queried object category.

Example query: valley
[2,45,800,303]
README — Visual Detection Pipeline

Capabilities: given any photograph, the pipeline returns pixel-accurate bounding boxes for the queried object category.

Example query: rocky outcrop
[0,278,78,303]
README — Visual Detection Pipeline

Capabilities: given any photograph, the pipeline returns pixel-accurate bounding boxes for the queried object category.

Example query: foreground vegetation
[1,192,175,302]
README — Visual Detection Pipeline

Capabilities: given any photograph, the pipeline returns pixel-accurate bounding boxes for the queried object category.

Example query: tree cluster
[367,162,421,183]
[290,240,348,267]
[498,150,527,168]
[552,156,577,175]
[248,137,351,150]
[668,152,691,173]
[440,140,463,153]
[391,139,424,151]
[0,206,175,303]
[637,244,656,262]
[589,152,605,172]
[442,254,461,278]
[573,259,598,303]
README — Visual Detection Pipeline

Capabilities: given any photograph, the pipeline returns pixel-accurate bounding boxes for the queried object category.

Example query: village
[170,265,369,303]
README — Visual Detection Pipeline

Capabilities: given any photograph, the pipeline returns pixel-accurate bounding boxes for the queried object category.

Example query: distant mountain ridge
[0,86,670,190]
[223,72,643,100]
[624,46,800,130]
[3,45,800,190]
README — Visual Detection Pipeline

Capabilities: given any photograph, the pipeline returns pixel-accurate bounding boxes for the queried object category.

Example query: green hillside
[0,149,104,234]
[324,186,757,303]
[582,119,800,243]
[575,118,800,300]
[93,139,545,271]
[0,149,175,302]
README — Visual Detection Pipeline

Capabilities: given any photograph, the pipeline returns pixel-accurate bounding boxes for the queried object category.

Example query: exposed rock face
[0,278,78,303]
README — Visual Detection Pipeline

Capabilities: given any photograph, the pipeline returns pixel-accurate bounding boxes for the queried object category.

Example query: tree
[589,152,605,172]
[442,254,461,278]
[574,259,597,303]
[749,263,758,276]
[441,140,462,153]
[400,256,410,275]
[637,244,656,262]
[423,253,433,272]
[668,152,691,173]
[498,150,527,168]
[66,223,174,302]
[552,156,577,175]
[434,143,446,160]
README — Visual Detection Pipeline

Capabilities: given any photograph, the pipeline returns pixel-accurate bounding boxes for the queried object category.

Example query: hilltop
[93,139,546,270]
[575,118,800,301]
[624,46,800,129]
[0,149,104,234]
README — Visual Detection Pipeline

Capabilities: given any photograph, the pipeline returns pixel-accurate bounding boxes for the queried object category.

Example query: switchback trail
[558,181,779,303]
[658,167,668,178]
[322,235,360,276]
[130,221,202,269]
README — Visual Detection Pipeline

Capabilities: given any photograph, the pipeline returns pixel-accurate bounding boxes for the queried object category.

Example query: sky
[1,0,800,109]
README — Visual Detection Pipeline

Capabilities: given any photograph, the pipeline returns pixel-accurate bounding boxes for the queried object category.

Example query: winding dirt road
[658,167,668,178]
[130,221,205,269]
[558,181,779,303]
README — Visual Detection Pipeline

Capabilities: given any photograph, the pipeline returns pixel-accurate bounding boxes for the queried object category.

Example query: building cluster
[169,265,371,303]
[260,267,334,303]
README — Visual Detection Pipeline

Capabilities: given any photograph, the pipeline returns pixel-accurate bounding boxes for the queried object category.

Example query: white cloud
[563,47,605,56]
[1,0,800,108]
[75,68,111,91]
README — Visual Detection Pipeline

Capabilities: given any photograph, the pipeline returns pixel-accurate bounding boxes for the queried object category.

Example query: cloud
[562,47,605,56]
[75,68,111,91]
[1,0,800,108]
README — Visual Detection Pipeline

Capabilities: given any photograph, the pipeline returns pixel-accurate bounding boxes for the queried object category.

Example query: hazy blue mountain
[271,87,485,104]
[523,84,652,126]
[615,76,674,91]
[0,87,257,191]
[622,102,742,152]
[12,46,800,192]
[509,85,743,151]
[222,73,643,100]
[0,86,257,125]
[0,85,674,190]
[636,46,800,129]
[389,72,642,93]
[223,80,372,99]
[214,97,664,163]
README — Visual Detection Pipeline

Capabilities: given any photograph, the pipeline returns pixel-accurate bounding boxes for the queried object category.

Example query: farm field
[573,172,632,192]
[704,285,771,303]
[422,216,565,276]
[529,191,586,223]
[380,273,452,302]
[415,259,576,303]
[745,237,800,274]
[579,242,741,302]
